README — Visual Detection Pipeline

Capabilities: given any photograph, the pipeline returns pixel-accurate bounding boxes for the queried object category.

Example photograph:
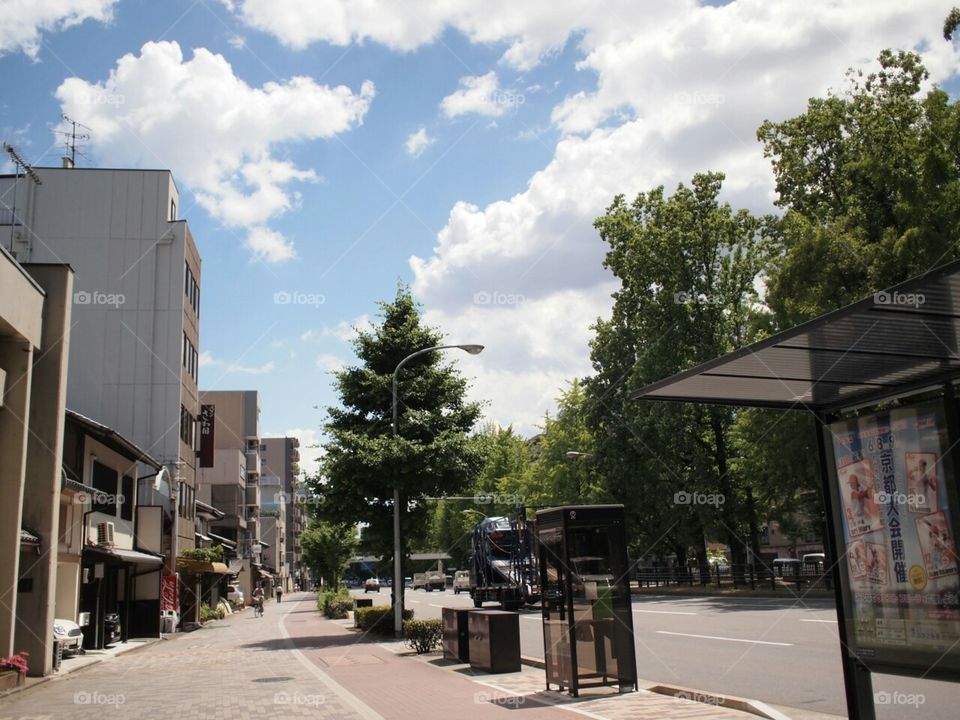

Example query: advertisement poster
[830,401,960,669]
[161,574,180,613]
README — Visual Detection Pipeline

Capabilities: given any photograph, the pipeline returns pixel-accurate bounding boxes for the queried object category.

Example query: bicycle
[253,598,264,618]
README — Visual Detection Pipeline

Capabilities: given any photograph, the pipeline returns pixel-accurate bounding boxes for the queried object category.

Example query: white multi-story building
[261,437,303,591]
[0,164,203,567]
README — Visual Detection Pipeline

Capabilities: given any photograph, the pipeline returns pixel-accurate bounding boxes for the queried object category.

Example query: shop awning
[631,260,960,412]
[177,557,230,575]
[208,532,237,549]
[85,546,164,566]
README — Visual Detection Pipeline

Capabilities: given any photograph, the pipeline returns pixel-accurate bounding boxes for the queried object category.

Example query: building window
[182,333,198,383]
[184,261,200,317]
[180,405,195,446]
[120,475,134,521]
[91,461,117,516]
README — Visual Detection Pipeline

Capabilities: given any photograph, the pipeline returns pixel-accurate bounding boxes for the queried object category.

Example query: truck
[412,569,445,591]
[468,509,539,610]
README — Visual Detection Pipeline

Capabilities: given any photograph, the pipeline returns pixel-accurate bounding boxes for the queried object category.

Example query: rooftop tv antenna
[3,143,42,184]
[57,114,91,166]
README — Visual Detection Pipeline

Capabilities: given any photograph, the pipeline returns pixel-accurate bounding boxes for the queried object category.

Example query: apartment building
[0,165,203,571]
[261,437,304,591]
[197,390,265,599]
[0,246,73,676]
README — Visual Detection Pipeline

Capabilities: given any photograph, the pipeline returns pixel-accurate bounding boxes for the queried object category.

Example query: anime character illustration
[839,460,884,537]
[848,540,868,580]
[905,452,938,513]
[863,541,888,585]
[916,512,958,579]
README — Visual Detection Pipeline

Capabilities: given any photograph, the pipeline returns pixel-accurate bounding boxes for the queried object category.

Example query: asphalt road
[357,588,959,719]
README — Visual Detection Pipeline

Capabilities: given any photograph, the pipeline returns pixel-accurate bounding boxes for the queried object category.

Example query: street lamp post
[392,344,483,636]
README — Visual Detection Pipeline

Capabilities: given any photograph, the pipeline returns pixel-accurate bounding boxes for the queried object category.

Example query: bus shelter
[632,260,960,720]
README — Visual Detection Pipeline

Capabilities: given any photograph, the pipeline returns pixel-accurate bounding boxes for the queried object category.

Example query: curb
[519,656,792,720]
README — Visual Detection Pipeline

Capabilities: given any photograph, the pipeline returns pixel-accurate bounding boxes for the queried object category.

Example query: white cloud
[300,329,316,342]
[440,72,504,118]
[0,0,116,58]
[404,127,434,157]
[315,353,345,372]
[55,41,373,258]
[200,352,275,375]
[322,314,371,343]
[245,226,296,264]
[408,1,960,430]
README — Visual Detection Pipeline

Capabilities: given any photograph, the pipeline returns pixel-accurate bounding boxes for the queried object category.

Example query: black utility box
[468,610,520,673]
[442,607,471,662]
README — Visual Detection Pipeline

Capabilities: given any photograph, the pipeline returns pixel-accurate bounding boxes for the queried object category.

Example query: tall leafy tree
[759,49,960,326]
[300,521,358,590]
[313,286,483,596]
[587,173,771,573]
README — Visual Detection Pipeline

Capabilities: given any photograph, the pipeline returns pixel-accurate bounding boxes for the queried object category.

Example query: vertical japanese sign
[199,404,215,468]
[828,400,960,675]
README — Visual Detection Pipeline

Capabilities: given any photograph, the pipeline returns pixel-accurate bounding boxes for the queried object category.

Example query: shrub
[354,606,413,634]
[403,619,442,654]
[318,588,353,619]
[199,604,217,623]
[0,651,29,675]
[180,546,224,563]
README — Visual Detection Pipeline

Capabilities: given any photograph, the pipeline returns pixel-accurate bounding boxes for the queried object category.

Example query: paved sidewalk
[283,594,763,720]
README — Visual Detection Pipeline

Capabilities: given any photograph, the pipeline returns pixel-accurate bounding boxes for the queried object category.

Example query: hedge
[354,606,413,634]
[403,619,443,654]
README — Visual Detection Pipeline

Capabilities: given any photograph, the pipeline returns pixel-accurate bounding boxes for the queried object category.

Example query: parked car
[53,618,84,654]
[453,570,471,594]
[364,577,381,593]
[226,583,244,605]
[103,613,121,646]
[802,552,826,570]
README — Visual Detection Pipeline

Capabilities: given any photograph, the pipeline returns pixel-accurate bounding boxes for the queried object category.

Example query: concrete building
[0,246,73,676]
[261,437,303,591]
[0,165,203,571]
[197,390,265,600]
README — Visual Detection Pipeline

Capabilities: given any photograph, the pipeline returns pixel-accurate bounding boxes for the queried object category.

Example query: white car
[453,570,471,594]
[53,618,84,654]
[226,583,244,605]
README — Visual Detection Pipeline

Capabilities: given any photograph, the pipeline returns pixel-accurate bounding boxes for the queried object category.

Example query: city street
[382,588,957,719]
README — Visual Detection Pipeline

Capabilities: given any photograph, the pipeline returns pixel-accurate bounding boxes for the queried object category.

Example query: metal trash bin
[442,607,470,662]
[468,610,520,673]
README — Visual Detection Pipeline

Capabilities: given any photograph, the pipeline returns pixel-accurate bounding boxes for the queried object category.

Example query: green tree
[759,49,960,326]
[300,521,358,590]
[314,286,483,583]
[587,173,771,574]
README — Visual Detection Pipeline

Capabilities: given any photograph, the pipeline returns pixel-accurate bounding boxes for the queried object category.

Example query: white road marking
[633,609,697,616]
[799,619,838,623]
[656,630,793,646]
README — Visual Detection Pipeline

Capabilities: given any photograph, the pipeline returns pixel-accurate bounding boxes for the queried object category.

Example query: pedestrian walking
[275,581,283,603]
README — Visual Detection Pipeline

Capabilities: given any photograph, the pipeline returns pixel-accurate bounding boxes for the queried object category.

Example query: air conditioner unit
[97,521,116,546]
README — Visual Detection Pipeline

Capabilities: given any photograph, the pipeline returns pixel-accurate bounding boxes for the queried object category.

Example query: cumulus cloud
[225,0,583,70]
[315,353,346,372]
[408,1,960,431]
[55,41,373,259]
[404,127,434,157]
[200,352,275,375]
[440,72,506,118]
[0,0,116,58]
[245,226,296,263]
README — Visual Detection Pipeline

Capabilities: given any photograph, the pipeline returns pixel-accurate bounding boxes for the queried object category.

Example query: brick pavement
[0,593,770,720]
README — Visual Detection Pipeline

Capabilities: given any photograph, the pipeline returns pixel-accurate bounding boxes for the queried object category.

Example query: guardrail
[633,563,832,591]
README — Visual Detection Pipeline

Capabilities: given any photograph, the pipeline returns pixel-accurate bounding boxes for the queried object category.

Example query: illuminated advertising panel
[828,400,960,677]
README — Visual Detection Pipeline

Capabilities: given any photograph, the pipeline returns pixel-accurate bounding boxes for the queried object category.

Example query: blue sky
[2,1,958,475]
